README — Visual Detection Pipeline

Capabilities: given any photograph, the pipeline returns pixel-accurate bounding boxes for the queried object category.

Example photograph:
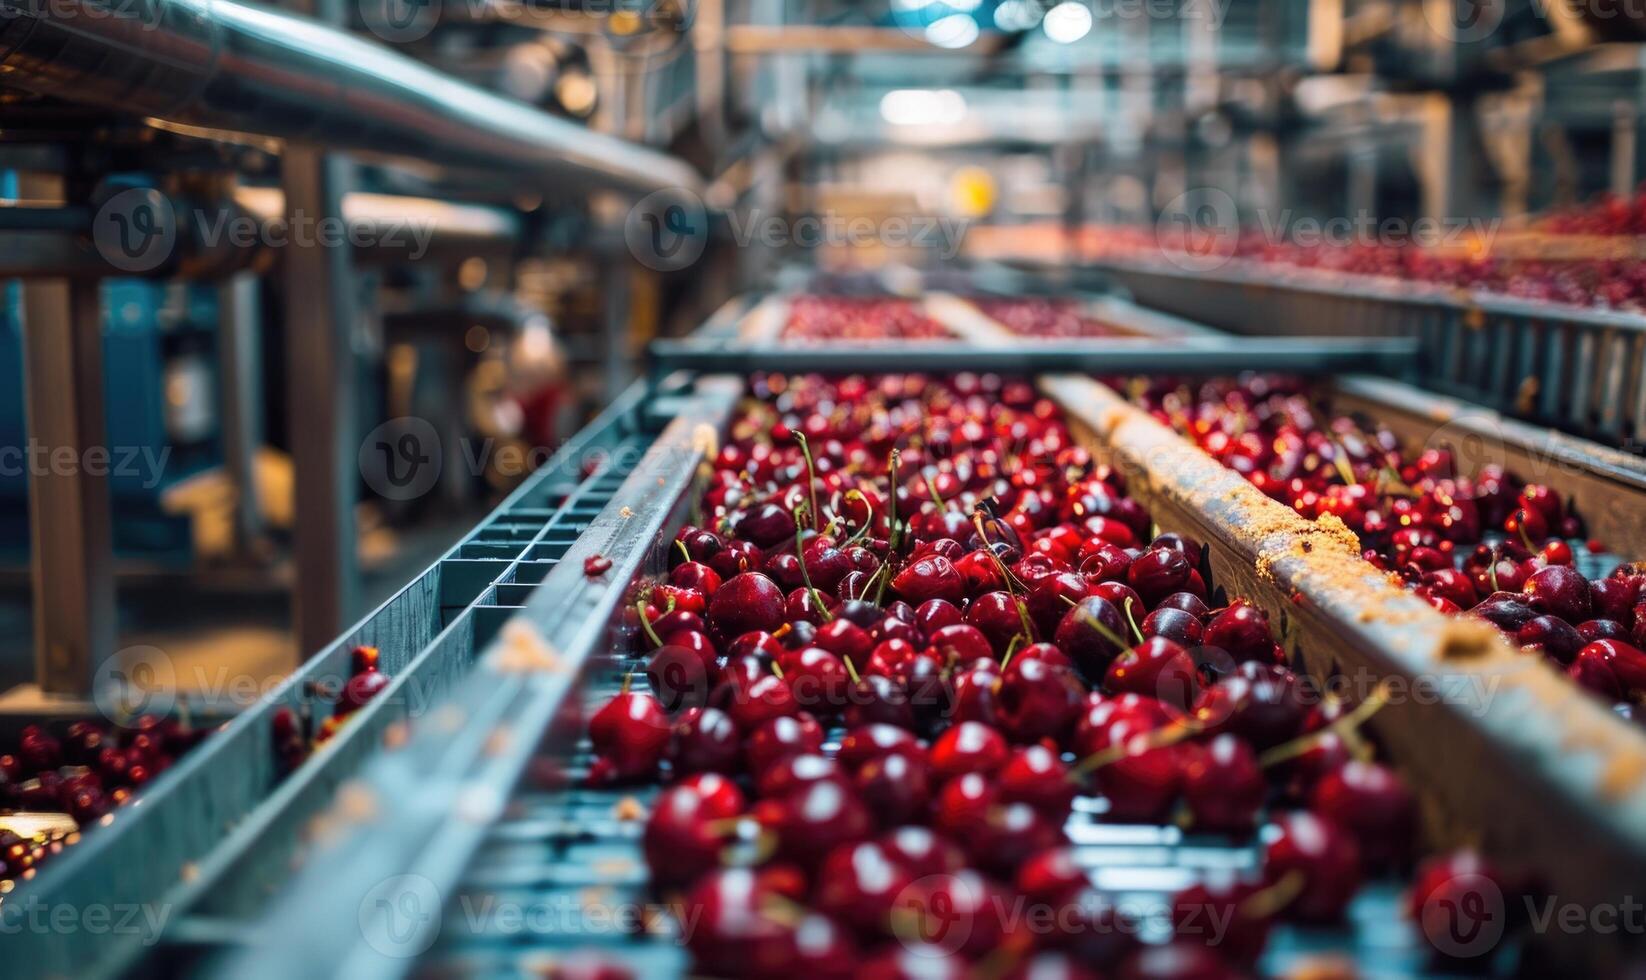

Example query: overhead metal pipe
[0,0,703,198]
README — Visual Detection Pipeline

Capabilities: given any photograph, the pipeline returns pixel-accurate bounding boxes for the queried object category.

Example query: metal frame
[1,385,651,980]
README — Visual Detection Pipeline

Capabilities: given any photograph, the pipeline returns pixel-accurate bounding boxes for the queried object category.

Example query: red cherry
[813,841,916,940]
[1310,760,1416,867]
[707,572,786,640]
[1201,604,1274,665]
[745,712,825,773]
[668,706,741,776]
[1106,637,1200,711]
[1181,734,1264,834]
[589,690,671,780]
[928,721,1009,781]
[998,744,1077,819]
[854,750,933,826]
[1263,811,1362,923]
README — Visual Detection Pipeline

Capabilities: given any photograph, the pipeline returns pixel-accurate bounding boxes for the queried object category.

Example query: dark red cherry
[914,598,965,635]
[1141,607,1203,648]
[1095,737,1187,823]
[670,561,723,596]
[1181,734,1264,834]
[708,572,786,640]
[1106,637,1200,712]
[927,624,993,666]
[844,673,915,730]
[1522,565,1592,625]
[889,870,1014,962]
[708,540,763,580]
[746,712,825,772]
[891,555,966,606]
[854,750,933,827]
[765,780,873,869]
[1310,760,1416,867]
[1027,572,1094,637]
[1471,591,1538,633]
[929,721,1009,781]
[723,672,799,731]
[814,841,916,941]
[967,591,1035,654]
[997,656,1082,743]
[1190,669,1306,749]
[1591,576,1640,623]
[756,753,845,799]
[1079,541,1134,583]
[1568,638,1646,700]
[998,744,1076,819]
[681,869,799,976]
[948,665,1002,724]
[782,647,851,716]
[1264,811,1362,923]
[1127,547,1193,605]
[876,825,966,880]
[668,706,741,775]
[966,801,1061,879]
[1170,877,1273,966]
[643,785,739,888]
[1055,596,1127,681]
[1015,847,1087,907]
[837,724,925,771]
[1202,604,1274,664]
[1516,615,1585,665]
[589,690,671,780]
[1156,592,1211,620]
[1578,618,1629,643]
[1408,850,1508,962]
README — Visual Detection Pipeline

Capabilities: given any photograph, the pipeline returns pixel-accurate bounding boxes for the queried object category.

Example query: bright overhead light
[890,0,935,10]
[925,13,981,47]
[879,88,969,126]
[994,0,1043,30]
[945,0,982,11]
[1043,1,1092,43]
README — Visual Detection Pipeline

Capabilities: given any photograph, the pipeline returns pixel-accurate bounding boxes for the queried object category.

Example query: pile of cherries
[1132,375,1646,720]
[972,299,1115,338]
[272,645,390,775]
[0,715,208,885]
[782,297,952,341]
[584,373,1507,977]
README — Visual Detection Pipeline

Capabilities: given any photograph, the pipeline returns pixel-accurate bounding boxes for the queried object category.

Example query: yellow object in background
[951,166,997,218]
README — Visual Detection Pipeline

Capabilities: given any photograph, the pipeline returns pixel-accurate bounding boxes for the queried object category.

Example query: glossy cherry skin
[707,572,786,641]
[1264,811,1363,923]
[1106,638,1200,712]
[914,598,965,635]
[745,712,825,773]
[1015,847,1087,907]
[670,561,723,596]
[927,624,994,666]
[1471,591,1538,633]
[1127,546,1193,605]
[1578,618,1629,642]
[844,673,915,730]
[1516,615,1586,665]
[814,840,917,941]
[763,780,873,870]
[781,647,852,716]
[854,750,933,826]
[1201,604,1274,665]
[1180,734,1264,834]
[722,672,799,731]
[998,744,1077,820]
[1310,760,1416,867]
[929,721,1010,781]
[876,825,967,882]
[948,664,1003,725]
[1141,607,1204,648]
[643,784,739,888]
[1190,670,1305,750]
[966,801,1061,879]
[891,554,967,606]
[889,870,1016,962]
[1591,576,1641,623]
[588,691,671,780]
[837,724,925,771]
[1408,850,1508,962]
[1156,592,1212,620]
[668,706,741,775]
[756,753,846,799]
[680,869,801,978]
[1027,571,1095,636]
[1096,736,1189,824]
[997,656,1083,743]
[1055,596,1127,681]
[1522,564,1593,625]
[1568,638,1646,700]
[967,591,1035,655]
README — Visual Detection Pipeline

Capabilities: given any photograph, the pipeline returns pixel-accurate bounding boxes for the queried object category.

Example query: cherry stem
[887,448,903,552]
[1327,438,1356,487]
[1258,680,1394,769]
[999,632,1027,672]
[843,489,875,545]
[770,661,785,680]
[674,538,691,564]
[621,672,634,695]
[1517,513,1537,552]
[971,511,1030,595]
[841,652,861,685]
[1066,718,1204,781]
[635,600,663,648]
[792,505,835,622]
[794,431,822,531]
[1239,869,1307,920]
[1073,603,1132,654]
[1122,596,1145,644]
[923,470,948,512]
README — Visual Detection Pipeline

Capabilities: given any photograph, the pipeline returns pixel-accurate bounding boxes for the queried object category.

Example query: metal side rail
[0,384,654,980]
[1093,258,1646,452]
[195,378,742,980]
[648,336,1420,379]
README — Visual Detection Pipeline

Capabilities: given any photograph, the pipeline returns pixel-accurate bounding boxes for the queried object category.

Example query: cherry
[967,801,1061,878]
[1516,615,1585,665]
[948,663,1003,725]
[914,598,964,635]
[723,672,799,731]
[589,688,671,780]
[1096,737,1188,824]
[814,840,916,941]
[854,750,933,826]
[844,673,915,730]
[968,591,1035,654]
[707,572,786,641]
[1115,940,1241,980]
[1202,604,1274,665]
[1471,591,1538,633]
[1578,618,1629,642]
[1310,760,1416,867]
[1592,576,1640,623]
[1156,592,1211,620]
[1106,637,1200,711]
[890,554,966,606]
[1181,734,1264,833]
[746,712,825,773]
[764,780,873,869]
[932,771,1000,838]
[643,785,739,888]
[1170,876,1273,966]
[1127,546,1193,605]
[1567,638,1646,700]
[1408,850,1509,962]
[1521,564,1592,625]
[837,724,925,771]
[998,744,1077,819]
[1027,571,1094,636]
[1264,811,1362,923]
[1141,607,1204,648]
[1015,847,1087,907]
[708,540,763,580]
[889,870,1015,961]
[781,647,851,716]
[997,655,1083,743]
[681,869,802,977]
[927,624,994,666]
[668,706,741,775]
[929,721,1010,781]
[671,561,723,595]
[1054,596,1127,680]
[757,754,846,799]
[876,825,966,880]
